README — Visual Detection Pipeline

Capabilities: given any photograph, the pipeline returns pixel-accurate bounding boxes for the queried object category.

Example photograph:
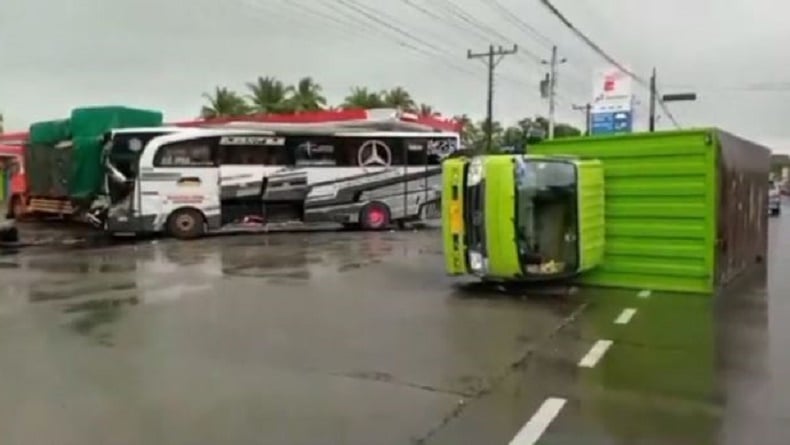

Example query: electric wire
[538,0,680,128]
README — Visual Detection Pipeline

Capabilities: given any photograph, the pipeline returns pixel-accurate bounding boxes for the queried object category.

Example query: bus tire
[359,202,391,231]
[167,208,206,240]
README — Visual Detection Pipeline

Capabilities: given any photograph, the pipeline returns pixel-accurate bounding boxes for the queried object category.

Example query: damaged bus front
[442,154,604,282]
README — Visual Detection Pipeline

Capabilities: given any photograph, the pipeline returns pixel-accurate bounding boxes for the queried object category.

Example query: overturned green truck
[22,106,163,217]
[442,129,771,294]
[442,154,605,281]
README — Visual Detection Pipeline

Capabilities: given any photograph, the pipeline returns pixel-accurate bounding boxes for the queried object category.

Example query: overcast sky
[1,0,788,152]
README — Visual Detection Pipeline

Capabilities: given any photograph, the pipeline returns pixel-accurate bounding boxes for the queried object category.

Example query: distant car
[769,180,782,216]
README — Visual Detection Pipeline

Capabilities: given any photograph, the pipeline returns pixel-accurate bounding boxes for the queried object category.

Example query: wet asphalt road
[0,203,788,445]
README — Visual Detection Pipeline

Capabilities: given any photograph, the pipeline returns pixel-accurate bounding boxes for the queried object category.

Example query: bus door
[403,138,428,219]
[139,137,222,230]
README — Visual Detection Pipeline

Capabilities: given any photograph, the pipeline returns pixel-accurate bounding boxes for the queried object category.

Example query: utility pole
[541,46,567,140]
[572,103,592,135]
[467,44,518,152]
[649,67,696,132]
[649,67,657,132]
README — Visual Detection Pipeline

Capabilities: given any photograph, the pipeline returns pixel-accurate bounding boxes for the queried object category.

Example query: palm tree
[342,87,385,109]
[454,114,477,148]
[382,87,415,111]
[286,77,327,112]
[246,76,290,113]
[418,103,438,116]
[200,87,251,118]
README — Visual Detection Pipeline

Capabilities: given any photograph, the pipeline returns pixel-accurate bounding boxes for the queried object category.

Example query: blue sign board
[591,111,633,135]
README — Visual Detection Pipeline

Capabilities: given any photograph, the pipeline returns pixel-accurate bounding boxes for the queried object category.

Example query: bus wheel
[359,202,391,231]
[167,208,205,240]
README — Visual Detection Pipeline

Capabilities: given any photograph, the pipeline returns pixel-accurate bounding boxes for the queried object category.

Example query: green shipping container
[29,119,71,145]
[69,106,163,139]
[533,129,770,294]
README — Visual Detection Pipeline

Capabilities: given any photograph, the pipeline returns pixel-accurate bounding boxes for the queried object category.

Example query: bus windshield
[513,158,579,276]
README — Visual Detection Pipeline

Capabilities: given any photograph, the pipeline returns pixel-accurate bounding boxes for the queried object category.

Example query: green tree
[286,77,327,112]
[382,87,415,111]
[454,114,479,149]
[554,123,582,138]
[246,76,290,113]
[531,116,581,139]
[0,112,4,134]
[342,87,385,109]
[476,120,504,152]
[418,103,438,116]
[201,87,251,118]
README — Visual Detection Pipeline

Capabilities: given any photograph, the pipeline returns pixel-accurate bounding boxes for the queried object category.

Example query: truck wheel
[167,208,206,240]
[7,196,24,220]
[359,202,391,231]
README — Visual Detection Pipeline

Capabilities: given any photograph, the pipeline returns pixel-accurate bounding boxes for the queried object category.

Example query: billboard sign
[591,66,633,114]
[591,111,633,135]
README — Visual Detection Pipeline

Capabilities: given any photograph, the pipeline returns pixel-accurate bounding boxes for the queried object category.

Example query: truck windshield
[513,159,579,277]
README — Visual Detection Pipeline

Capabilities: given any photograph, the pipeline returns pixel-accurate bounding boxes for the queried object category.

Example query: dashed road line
[508,397,566,445]
[578,339,613,368]
[637,289,652,298]
[614,308,637,325]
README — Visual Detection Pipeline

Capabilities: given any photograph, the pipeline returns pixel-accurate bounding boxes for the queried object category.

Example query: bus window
[219,144,289,166]
[154,139,216,167]
[289,137,338,167]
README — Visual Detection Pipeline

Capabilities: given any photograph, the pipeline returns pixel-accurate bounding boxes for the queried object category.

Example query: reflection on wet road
[0,208,788,444]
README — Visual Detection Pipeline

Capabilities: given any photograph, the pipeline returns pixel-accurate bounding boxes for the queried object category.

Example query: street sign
[662,93,697,102]
[591,111,633,135]
[591,66,633,114]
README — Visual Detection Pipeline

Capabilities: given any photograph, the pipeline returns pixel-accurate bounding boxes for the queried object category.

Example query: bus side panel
[441,158,468,275]
[577,159,605,272]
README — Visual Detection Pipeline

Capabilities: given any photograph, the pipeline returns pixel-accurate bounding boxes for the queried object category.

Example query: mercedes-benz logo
[357,140,392,168]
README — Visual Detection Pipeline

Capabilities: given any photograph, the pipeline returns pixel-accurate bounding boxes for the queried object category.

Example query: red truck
[0,132,28,218]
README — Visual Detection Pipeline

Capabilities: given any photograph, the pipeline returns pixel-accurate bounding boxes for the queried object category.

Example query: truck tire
[359,202,391,231]
[167,208,206,240]
[7,196,24,220]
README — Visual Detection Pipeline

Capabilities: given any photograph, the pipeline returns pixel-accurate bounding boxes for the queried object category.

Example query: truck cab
[441,154,604,282]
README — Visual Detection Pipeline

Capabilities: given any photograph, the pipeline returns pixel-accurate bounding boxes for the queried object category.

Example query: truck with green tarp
[22,106,163,218]
[441,153,605,281]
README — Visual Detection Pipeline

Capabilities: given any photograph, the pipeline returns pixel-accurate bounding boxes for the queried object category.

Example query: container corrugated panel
[25,144,54,196]
[70,106,163,139]
[534,130,717,293]
[577,159,605,272]
[49,143,73,198]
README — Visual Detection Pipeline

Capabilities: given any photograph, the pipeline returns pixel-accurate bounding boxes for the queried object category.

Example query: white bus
[99,127,459,238]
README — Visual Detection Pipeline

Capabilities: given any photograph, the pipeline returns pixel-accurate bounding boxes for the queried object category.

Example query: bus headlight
[468,250,486,273]
[467,157,484,186]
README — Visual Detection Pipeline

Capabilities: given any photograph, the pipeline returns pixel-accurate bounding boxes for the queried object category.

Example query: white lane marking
[614,308,637,325]
[637,289,651,298]
[508,397,566,445]
[578,339,613,368]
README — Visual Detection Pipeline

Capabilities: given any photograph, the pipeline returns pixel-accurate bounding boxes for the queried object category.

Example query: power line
[481,0,554,48]
[399,0,493,46]
[399,0,591,98]
[468,45,519,151]
[537,0,680,128]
